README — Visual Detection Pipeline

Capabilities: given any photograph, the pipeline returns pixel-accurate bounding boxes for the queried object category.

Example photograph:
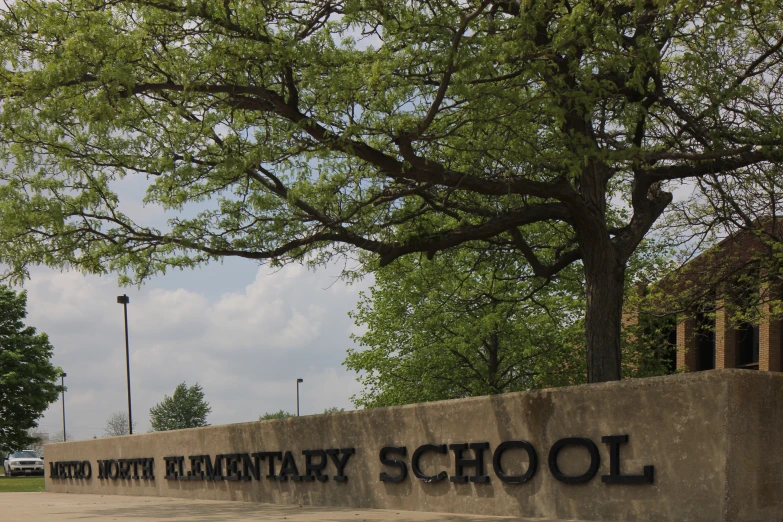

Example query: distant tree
[31,430,74,457]
[48,431,74,444]
[26,432,44,456]
[149,382,211,432]
[259,410,294,420]
[26,429,53,456]
[0,286,63,453]
[322,407,345,414]
[103,411,136,437]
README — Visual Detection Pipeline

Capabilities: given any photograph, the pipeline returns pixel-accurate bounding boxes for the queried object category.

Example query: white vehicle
[3,450,44,476]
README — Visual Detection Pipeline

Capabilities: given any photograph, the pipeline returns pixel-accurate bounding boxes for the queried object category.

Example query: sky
[28,257,371,441]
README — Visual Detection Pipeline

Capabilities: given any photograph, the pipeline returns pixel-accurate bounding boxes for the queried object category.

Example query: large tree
[0,1,782,382]
[149,382,211,431]
[0,287,63,453]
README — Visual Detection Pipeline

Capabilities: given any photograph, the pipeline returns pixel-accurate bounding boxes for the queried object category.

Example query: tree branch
[508,228,581,278]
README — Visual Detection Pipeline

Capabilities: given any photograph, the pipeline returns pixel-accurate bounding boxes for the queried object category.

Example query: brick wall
[676,316,697,371]
[760,282,782,371]
[715,299,736,369]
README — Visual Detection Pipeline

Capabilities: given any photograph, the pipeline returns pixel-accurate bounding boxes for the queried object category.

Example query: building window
[736,322,760,369]
[695,312,715,371]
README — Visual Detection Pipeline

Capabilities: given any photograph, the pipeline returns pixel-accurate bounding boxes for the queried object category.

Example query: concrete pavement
[3,493,581,521]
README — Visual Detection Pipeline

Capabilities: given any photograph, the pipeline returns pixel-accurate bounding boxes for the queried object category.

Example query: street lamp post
[61,372,67,442]
[296,378,304,417]
[116,294,133,435]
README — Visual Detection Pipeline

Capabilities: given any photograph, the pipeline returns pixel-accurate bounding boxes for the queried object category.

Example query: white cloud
[27,262,371,440]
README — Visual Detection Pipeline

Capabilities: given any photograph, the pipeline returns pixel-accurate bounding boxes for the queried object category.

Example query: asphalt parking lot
[2,492,581,521]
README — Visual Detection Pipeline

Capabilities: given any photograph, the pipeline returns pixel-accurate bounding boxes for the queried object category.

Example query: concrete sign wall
[44,370,783,522]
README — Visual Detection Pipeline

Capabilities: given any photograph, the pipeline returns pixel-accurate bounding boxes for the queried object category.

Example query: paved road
[3,493,581,521]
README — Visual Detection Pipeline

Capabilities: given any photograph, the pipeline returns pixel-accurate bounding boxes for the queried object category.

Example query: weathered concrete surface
[44,370,783,522]
[1,492,578,521]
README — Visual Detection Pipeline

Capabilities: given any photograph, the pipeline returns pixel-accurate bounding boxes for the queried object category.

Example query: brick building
[628,224,783,374]
[675,295,779,372]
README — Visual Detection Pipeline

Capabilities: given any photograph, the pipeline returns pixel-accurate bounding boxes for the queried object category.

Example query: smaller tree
[259,410,294,420]
[104,412,136,437]
[0,286,63,453]
[345,250,587,408]
[322,407,345,414]
[149,382,211,432]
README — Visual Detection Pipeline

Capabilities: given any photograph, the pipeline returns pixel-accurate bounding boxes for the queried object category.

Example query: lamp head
[116,295,130,304]
[62,372,67,378]
[297,378,304,383]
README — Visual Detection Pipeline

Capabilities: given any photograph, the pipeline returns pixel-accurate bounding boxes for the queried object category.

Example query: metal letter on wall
[548,438,600,484]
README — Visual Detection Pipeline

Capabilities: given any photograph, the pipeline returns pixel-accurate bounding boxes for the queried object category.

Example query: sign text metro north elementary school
[49,433,654,486]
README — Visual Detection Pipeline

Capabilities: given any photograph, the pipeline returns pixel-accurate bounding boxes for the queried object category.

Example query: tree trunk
[486,331,500,393]
[583,246,626,383]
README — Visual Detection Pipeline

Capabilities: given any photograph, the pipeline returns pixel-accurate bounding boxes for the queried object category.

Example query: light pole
[116,294,133,435]
[61,372,67,442]
[296,378,303,416]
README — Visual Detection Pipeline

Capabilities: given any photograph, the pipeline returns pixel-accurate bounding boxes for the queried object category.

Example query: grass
[0,468,45,492]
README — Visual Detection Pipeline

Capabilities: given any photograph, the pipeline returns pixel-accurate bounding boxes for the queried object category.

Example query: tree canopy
[346,248,586,407]
[259,410,294,420]
[0,286,62,453]
[1,1,782,382]
[260,408,344,418]
[346,235,678,406]
[149,382,211,431]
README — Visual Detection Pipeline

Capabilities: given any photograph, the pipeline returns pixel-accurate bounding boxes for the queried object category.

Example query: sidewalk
[3,493,579,521]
